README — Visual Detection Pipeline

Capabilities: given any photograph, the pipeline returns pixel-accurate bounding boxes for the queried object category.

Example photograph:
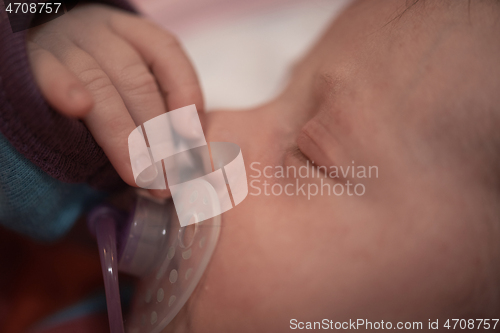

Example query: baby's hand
[27,4,203,194]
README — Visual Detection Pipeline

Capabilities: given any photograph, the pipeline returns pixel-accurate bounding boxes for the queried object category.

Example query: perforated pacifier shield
[125,193,220,333]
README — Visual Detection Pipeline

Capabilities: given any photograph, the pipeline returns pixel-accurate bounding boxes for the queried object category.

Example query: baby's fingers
[27,42,93,118]
[109,15,205,120]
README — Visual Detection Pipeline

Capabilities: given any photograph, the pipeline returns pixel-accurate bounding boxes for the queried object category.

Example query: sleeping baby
[0,0,499,331]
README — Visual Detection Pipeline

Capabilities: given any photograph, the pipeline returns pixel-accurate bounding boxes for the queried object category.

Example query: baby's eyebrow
[383,0,422,27]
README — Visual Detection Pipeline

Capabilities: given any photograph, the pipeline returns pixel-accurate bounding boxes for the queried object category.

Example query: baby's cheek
[184,196,291,330]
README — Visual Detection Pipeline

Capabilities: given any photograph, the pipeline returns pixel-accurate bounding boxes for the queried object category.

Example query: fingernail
[133,154,157,188]
[136,163,159,187]
[134,154,152,174]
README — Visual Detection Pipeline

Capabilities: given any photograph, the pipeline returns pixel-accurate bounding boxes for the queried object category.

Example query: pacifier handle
[88,206,126,333]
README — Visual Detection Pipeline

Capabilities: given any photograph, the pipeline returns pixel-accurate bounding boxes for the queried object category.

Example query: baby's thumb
[27,41,93,118]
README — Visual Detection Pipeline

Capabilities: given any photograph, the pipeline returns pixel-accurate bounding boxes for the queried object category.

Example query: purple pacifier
[88,191,221,333]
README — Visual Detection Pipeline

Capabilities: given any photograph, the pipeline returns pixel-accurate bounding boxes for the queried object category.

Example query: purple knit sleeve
[0,0,137,191]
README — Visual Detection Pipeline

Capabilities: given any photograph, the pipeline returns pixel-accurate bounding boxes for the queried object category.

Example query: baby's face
[165,0,500,331]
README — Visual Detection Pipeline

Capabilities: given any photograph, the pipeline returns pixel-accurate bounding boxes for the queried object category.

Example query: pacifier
[87,105,248,333]
[87,191,221,333]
